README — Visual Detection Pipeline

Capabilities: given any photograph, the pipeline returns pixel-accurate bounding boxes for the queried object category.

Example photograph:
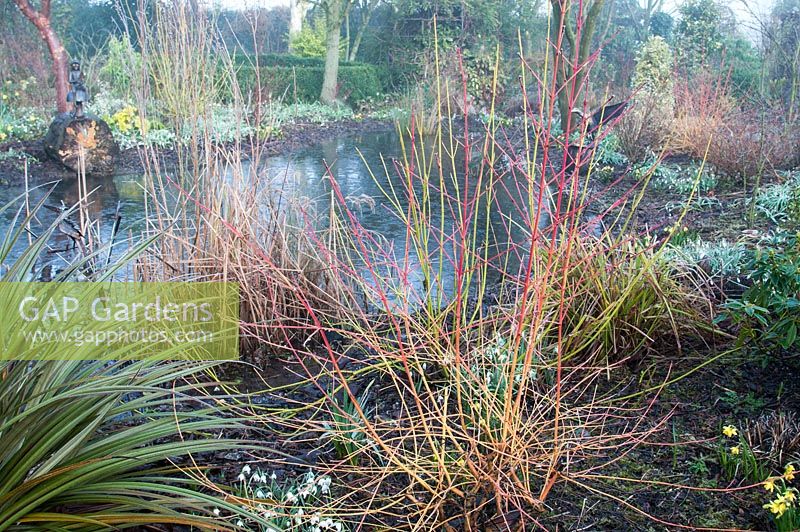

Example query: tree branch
[14,0,42,26]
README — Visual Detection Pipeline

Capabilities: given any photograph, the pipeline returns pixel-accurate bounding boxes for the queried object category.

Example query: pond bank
[0,116,394,186]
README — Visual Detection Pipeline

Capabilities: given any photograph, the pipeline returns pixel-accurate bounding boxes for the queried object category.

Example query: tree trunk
[13,0,69,113]
[348,5,373,62]
[550,0,573,127]
[344,12,350,61]
[320,0,343,104]
[549,0,606,126]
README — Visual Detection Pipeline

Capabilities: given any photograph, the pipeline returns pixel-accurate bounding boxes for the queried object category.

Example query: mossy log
[44,113,119,177]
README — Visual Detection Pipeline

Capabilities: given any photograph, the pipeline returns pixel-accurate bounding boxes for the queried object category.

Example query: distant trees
[675,0,723,70]
[649,11,673,41]
[763,0,800,117]
[616,0,666,41]
[218,7,289,55]
[11,0,69,113]
[289,0,311,49]
[595,0,673,90]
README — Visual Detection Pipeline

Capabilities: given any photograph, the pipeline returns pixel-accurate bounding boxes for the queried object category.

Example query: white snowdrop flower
[267,528,277,532]
[265,491,273,498]
[294,508,305,524]
[255,489,265,498]
[270,472,277,480]
[237,473,246,482]
[313,528,321,532]
[285,491,298,503]
[264,510,277,519]
[236,520,244,527]
[320,517,334,528]
[214,386,221,392]
[317,476,332,494]
[241,465,251,475]
[311,513,321,525]
[299,486,311,498]
[212,508,221,516]
[334,522,343,532]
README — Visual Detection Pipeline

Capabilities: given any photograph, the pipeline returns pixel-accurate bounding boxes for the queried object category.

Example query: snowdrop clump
[218,465,345,531]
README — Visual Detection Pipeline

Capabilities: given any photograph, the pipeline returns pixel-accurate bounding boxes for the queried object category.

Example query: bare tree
[620,0,665,40]
[549,0,607,125]
[12,0,69,113]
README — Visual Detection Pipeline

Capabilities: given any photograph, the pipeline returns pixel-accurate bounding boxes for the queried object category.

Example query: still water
[0,129,550,292]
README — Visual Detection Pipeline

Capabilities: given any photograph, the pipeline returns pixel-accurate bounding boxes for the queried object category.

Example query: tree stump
[44,113,119,177]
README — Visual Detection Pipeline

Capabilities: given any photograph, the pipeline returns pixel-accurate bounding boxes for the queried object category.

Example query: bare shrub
[668,72,800,179]
[617,94,673,163]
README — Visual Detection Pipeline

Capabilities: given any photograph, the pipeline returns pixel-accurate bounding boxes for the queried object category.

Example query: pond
[0,129,550,292]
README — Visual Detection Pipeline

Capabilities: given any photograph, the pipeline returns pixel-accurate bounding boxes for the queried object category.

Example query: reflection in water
[0,129,549,292]
[257,129,550,303]
[0,172,145,277]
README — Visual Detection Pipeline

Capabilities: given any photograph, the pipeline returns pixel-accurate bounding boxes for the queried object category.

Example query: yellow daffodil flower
[764,498,788,518]
[784,464,796,482]
[784,489,797,504]
[765,478,777,493]
[722,425,738,438]
[730,446,740,455]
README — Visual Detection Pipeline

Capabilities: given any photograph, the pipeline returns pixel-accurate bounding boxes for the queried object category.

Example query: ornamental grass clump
[669,72,800,180]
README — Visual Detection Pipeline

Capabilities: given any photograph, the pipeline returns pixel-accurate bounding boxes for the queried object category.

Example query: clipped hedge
[237,62,388,104]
